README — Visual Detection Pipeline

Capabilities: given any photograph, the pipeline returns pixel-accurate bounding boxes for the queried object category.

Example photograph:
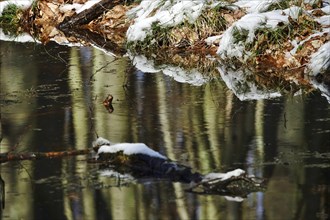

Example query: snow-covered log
[93,137,265,197]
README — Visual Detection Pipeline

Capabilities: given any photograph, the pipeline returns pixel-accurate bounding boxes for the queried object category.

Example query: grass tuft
[0,4,23,35]
[127,7,227,52]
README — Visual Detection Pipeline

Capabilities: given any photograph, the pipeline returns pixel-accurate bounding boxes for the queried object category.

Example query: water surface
[0,41,329,220]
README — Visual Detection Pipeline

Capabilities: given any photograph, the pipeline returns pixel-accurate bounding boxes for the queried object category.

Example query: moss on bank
[0,3,23,35]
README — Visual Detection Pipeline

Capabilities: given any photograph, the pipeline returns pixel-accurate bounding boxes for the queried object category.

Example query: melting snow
[217,8,291,60]
[95,137,167,160]
[126,0,218,42]
[321,5,330,14]
[308,41,330,76]
[234,0,283,13]
[283,6,302,20]
[93,137,111,148]
[202,169,246,182]
[316,15,330,26]
[76,0,101,13]
[289,30,329,56]
[0,29,40,42]
[125,0,329,75]
[59,0,101,13]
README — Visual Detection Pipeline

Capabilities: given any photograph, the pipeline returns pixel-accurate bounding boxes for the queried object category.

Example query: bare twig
[0,146,100,164]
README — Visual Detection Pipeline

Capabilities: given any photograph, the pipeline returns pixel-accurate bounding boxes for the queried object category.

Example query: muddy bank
[0,0,329,99]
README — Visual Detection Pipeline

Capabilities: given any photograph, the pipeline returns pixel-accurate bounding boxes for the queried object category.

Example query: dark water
[0,41,329,220]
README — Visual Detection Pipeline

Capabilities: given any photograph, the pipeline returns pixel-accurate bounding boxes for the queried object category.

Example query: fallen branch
[58,0,125,30]
[0,146,99,163]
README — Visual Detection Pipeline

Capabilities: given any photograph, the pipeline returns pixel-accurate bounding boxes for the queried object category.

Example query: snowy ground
[126,0,329,74]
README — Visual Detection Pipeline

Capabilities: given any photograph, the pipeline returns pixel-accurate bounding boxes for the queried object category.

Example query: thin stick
[0,146,100,164]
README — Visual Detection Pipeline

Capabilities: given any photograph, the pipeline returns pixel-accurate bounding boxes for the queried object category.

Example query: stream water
[0,40,329,220]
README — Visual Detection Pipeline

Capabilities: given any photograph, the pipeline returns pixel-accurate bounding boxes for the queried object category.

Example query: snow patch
[202,169,246,182]
[96,138,167,160]
[307,41,330,76]
[289,30,329,55]
[0,0,100,16]
[321,5,330,14]
[93,137,111,148]
[59,0,102,14]
[234,0,283,13]
[217,9,290,60]
[76,0,101,14]
[304,0,320,5]
[0,0,32,15]
[126,0,217,42]
[0,29,40,43]
[283,6,302,20]
[205,35,222,45]
[59,3,82,13]
[316,15,330,26]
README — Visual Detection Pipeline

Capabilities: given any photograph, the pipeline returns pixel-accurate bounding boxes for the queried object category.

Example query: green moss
[0,4,23,35]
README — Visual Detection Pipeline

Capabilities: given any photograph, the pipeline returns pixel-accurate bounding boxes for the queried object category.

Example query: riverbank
[1,0,329,100]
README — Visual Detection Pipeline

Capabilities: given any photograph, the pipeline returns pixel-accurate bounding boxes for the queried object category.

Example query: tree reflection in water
[0,41,329,220]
